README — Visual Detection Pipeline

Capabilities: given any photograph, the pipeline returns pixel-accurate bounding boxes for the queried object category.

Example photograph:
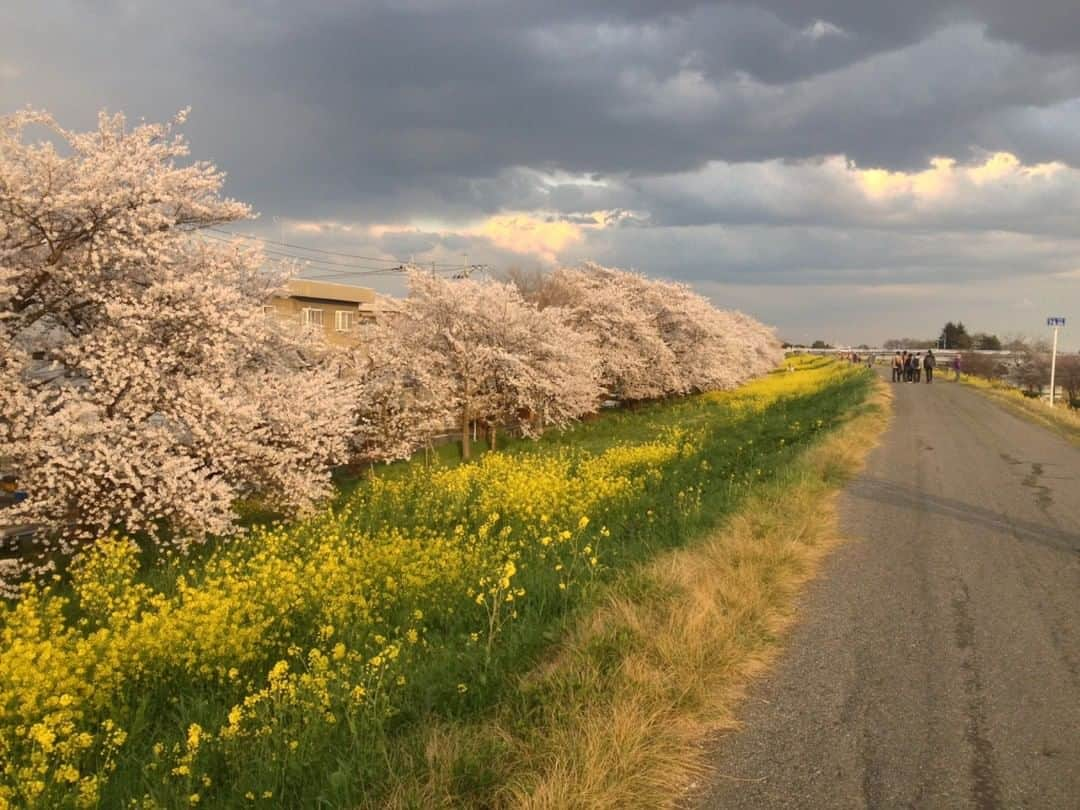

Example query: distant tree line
[935,321,1009,351]
[883,322,1051,353]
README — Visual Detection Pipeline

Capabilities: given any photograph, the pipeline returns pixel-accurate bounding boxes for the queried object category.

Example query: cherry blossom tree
[340,295,454,465]
[0,109,353,582]
[536,264,679,401]
[478,285,601,444]
[726,310,785,382]
[617,272,783,392]
[378,271,602,460]
[603,270,728,394]
[518,263,783,399]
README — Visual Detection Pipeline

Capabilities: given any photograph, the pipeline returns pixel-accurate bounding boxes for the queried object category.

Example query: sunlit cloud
[854,151,1067,202]
[289,219,357,235]
[363,210,627,265]
[470,213,586,263]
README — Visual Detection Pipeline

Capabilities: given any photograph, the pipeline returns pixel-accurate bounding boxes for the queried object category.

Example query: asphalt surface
[696,373,1080,810]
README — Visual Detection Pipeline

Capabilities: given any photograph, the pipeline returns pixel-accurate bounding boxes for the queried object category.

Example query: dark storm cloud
[728,1,1080,53]
[200,1,1080,201]
[5,0,1080,219]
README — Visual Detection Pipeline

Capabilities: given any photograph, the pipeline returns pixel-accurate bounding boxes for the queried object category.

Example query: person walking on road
[892,352,903,382]
[912,353,922,383]
[923,349,935,383]
[952,353,961,381]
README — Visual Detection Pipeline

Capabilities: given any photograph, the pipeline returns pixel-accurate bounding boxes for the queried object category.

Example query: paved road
[696,374,1080,809]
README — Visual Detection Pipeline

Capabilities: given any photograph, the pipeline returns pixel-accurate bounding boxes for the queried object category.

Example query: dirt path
[695,373,1080,809]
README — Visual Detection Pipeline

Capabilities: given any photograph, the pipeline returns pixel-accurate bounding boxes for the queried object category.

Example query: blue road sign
[1047,317,1066,327]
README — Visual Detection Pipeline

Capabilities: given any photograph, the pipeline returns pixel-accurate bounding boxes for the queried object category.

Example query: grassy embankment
[957,373,1080,445]
[0,358,879,809]
[384,366,891,808]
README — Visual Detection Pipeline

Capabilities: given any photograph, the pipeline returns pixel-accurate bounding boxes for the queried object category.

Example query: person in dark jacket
[923,349,935,383]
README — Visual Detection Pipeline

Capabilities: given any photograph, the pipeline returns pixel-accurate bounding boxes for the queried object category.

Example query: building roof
[275,278,376,304]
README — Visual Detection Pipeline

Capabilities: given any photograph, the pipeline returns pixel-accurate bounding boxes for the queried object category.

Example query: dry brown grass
[382,380,892,810]
[958,375,1080,446]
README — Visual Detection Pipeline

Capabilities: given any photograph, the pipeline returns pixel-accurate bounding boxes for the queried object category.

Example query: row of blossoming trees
[0,110,782,588]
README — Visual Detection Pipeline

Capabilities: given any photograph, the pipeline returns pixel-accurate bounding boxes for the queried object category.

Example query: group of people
[891,349,955,383]
[839,349,963,383]
[893,350,932,382]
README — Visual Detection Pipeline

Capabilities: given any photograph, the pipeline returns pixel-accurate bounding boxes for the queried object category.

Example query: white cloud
[801,20,847,40]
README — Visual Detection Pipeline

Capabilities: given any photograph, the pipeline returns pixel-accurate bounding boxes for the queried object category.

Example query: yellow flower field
[0,356,869,808]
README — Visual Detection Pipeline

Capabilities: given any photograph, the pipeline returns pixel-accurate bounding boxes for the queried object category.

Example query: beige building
[266,279,377,346]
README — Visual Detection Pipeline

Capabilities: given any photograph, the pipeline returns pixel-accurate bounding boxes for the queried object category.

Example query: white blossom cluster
[539,264,783,399]
[344,272,604,463]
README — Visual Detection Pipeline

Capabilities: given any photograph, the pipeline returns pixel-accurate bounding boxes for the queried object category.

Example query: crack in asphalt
[950,578,1003,810]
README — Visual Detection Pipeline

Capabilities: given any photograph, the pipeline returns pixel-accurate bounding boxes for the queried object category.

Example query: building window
[335,311,355,332]
[301,308,324,328]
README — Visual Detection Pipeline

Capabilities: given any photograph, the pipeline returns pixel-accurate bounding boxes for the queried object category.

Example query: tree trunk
[461,407,471,461]
[461,376,472,461]
[489,423,497,451]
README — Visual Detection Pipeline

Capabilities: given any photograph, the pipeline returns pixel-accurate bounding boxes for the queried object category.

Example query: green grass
[1,360,875,809]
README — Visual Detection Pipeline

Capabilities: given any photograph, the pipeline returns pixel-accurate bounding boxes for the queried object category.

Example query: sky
[2,0,1078,348]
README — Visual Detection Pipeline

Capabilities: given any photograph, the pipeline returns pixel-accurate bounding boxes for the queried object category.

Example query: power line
[197,230,486,282]
[200,233,399,274]
[300,266,409,280]
[207,226,401,263]
[300,264,470,281]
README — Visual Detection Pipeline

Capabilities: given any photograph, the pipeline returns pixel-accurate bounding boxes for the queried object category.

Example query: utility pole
[1047,317,1066,406]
